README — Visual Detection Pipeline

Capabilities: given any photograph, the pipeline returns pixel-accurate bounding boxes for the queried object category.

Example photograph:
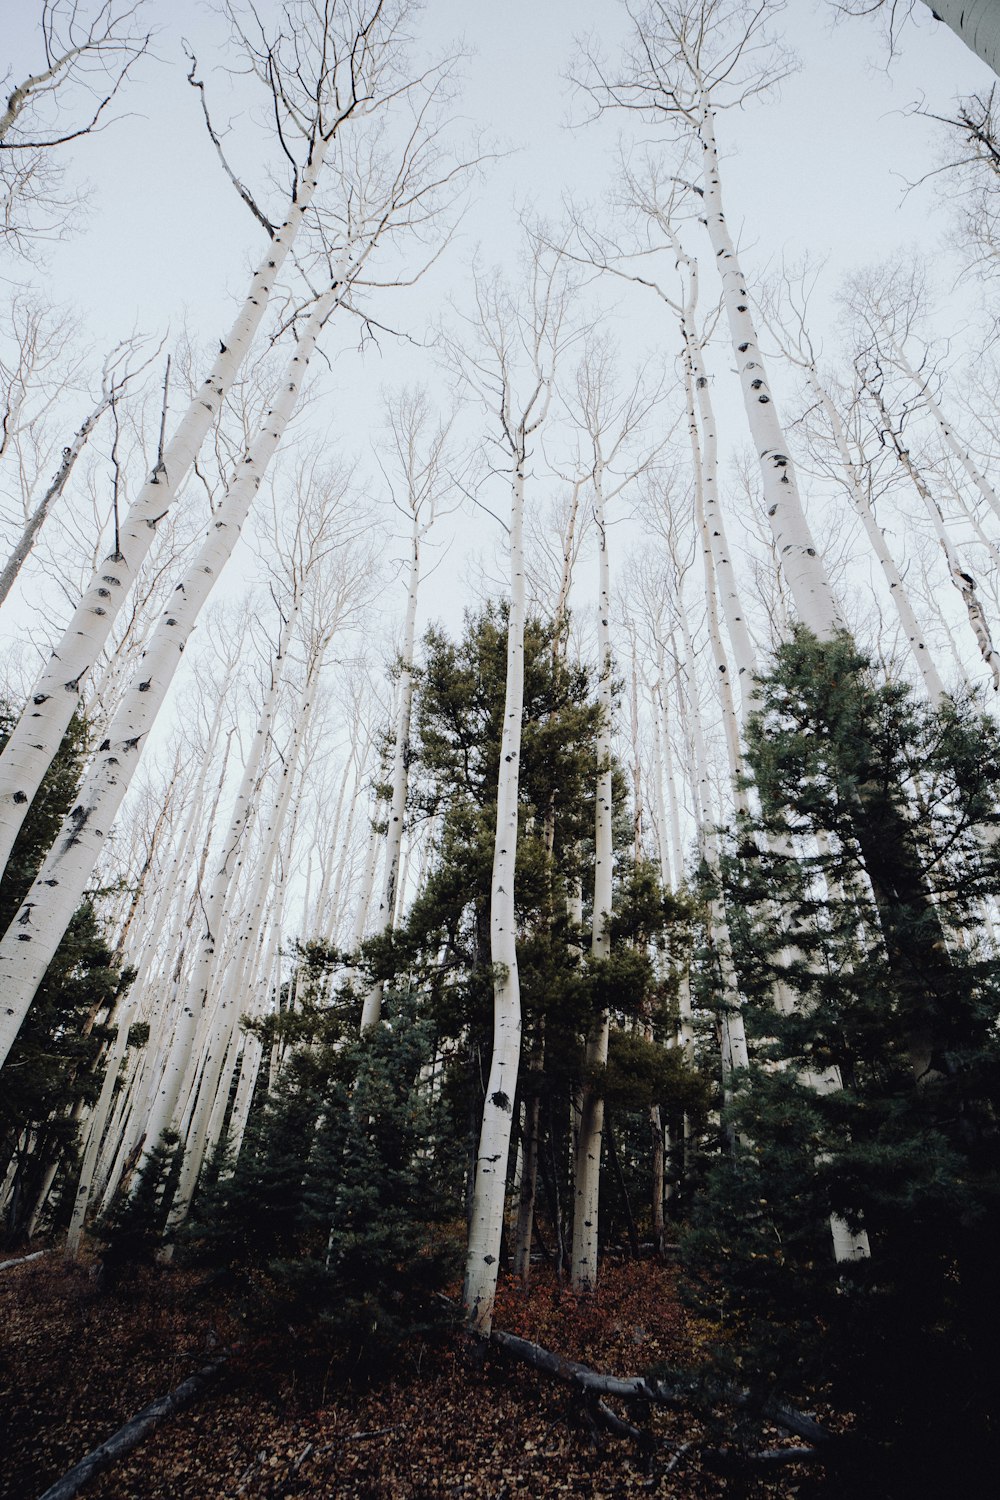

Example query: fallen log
[489,1326,832,1448]
[1,1249,49,1271]
[35,1354,228,1500]
[490,1329,684,1407]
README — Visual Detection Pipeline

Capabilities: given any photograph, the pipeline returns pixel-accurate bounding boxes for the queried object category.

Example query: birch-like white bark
[0,388,111,608]
[0,138,333,878]
[673,619,750,1085]
[463,458,527,1337]
[360,518,422,1028]
[0,292,338,1068]
[66,999,135,1254]
[138,604,298,1169]
[571,454,613,1293]
[807,368,946,705]
[696,104,843,640]
[180,715,310,1192]
[890,339,1000,529]
[868,379,1000,689]
[927,0,1000,74]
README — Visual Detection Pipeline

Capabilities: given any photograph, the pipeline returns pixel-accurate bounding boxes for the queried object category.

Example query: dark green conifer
[683,630,1000,1492]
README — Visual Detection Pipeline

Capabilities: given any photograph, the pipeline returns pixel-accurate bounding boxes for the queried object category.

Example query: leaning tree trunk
[171,685,310,1228]
[696,102,843,640]
[806,366,946,705]
[866,377,1000,689]
[890,338,1000,528]
[137,602,299,1176]
[0,390,111,608]
[463,447,527,1338]
[925,0,1000,76]
[0,290,338,1069]
[0,136,333,879]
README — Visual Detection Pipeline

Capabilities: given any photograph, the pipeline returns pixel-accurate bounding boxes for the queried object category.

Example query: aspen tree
[0,0,426,879]
[0,341,154,610]
[578,0,844,639]
[566,338,664,1293]
[452,251,578,1336]
[0,37,474,1067]
[861,362,1000,689]
[361,391,453,1030]
[137,605,301,1171]
[176,485,380,1191]
[760,266,948,702]
[512,475,588,1284]
[0,294,339,1067]
[172,684,315,1224]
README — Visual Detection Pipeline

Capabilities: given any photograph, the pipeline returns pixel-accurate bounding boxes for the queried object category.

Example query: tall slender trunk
[0,137,332,876]
[808,367,946,704]
[0,391,110,608]
[696,102,843,640]
[132,609,297,1170]
[463,454,527,1337]
[361,518,422,1029]
[571,456,613,1293]
[0,292,336,1069]
[867,377,1000,688]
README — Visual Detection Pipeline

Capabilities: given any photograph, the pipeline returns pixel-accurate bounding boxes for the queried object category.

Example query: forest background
[3,1,1000,1496]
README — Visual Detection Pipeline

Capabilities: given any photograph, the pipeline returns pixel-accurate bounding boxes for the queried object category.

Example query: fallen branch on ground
[489,1325,833,1455]
[1,1249,49,1270]
[35,1354,229,1500]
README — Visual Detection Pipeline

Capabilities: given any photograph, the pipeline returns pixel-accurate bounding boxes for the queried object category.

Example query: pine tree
[184,988,456,1370]
[683,630,1000,1492]
[364,607,700,1280]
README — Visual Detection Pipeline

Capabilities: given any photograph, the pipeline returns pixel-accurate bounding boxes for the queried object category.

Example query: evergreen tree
[185,989,456,1370]
[683,631,1000,1492]
[0,704,130,1244]
[363,606,699,1267]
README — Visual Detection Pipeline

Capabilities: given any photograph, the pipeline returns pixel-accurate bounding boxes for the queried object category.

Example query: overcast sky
[3,0,997,670]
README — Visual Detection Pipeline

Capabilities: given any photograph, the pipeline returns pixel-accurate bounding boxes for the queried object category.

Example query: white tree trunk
[571,457,613,1293]
[360,522,421,1029]
[0,293,337,1069]
[891,339,1000,529]
[869,380,1000,689]
[697,103,842,640]
[808,368,946,705]
[927,0,1000,74]
[0,390,110,608]
[463,459,527,1337]
[0,138,332,877]
[66,1000,135,1254]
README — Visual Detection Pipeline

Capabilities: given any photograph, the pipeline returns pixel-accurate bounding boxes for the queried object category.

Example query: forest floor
[0,1248,813,1499]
